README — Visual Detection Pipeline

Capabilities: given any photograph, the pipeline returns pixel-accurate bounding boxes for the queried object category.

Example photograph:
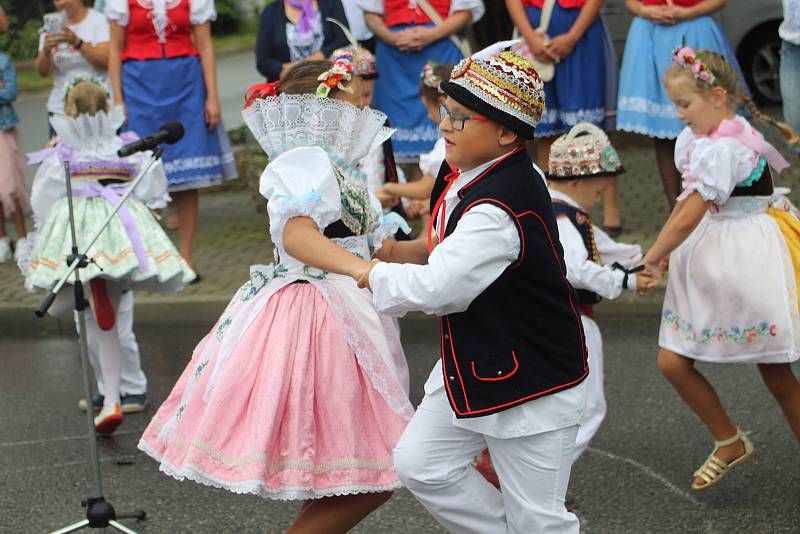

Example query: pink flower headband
[672,45,716,86]
[317,53,354,98]
[421,62,443,93]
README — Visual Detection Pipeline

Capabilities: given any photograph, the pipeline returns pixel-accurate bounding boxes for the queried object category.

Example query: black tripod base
[50,497,146,534]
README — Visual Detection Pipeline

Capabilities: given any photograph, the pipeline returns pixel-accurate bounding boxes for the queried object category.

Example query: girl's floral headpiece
[317,54,354,98]
[243,81,280,109]
[672,43,716,86]
[62,74,111,105]
[421,61,443,93]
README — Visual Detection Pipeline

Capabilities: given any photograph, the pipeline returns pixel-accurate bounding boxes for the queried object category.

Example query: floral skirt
[660,199,800,363]
[139,281,411,500]
[24,195,194,292]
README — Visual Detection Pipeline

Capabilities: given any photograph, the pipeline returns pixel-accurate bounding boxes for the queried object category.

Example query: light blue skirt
[122,55,238,192]
[617,16,745,139]
[373,25,463,162]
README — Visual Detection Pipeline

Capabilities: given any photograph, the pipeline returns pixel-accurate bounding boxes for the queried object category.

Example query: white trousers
[393,388,580,534]
[573,315,606,462]
[78,290,147,396]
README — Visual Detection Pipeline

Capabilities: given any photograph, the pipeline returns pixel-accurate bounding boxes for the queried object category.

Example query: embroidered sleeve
[104,0,129,26]
[450,0,485,21]
[260,146,342,248]
[356,0,384,15]
[687,138,755,204]
[190,0,218,25]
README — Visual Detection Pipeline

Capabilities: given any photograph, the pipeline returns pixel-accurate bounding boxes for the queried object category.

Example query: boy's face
[440,96,519,171]
[570,176,613,210]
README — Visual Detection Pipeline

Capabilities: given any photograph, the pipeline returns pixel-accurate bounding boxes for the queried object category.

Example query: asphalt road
[1,305,798,534]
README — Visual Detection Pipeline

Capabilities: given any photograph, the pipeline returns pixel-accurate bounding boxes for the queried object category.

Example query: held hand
[644,6,676,25]
[634,272,655,295]
[525,32,558,63]
[205,97,221,130]
[395,28,423,52]
[641,262,663,292]
[375,189,399,208]
[659,256,669,272]
[662,5,692,22]
[354,259,381,290]
[43,33,60,51]
[545,33,578,62]
[58,27,80,47]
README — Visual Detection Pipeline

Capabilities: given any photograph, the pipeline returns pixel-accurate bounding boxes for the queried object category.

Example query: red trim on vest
[440,193,590,417]
[471,351,520,381]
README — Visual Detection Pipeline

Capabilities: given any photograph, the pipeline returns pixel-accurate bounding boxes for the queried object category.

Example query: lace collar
[242,94,394,178]
[50,107,127,161]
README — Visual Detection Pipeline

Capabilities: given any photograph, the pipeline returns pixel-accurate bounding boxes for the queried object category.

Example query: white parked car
[601,0,784,103]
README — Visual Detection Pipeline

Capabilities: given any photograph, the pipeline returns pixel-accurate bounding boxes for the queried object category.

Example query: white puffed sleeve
[104,0,129,26]
[684,137,756,204]
[450,0,484,22]
[30,155,68,223]
[356,0,384,15]
[190,0,217,25]
[129,152,170,209]
[419,137,446,177]
[260,146,342,248]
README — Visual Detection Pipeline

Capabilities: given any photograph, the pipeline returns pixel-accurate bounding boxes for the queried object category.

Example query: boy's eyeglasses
[439,105,489,131]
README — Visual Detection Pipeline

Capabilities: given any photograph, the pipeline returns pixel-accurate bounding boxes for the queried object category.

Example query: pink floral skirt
[139,283,409,500]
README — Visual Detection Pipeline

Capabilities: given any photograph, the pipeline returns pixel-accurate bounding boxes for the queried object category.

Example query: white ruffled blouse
[674,115,762,205]
[260,145,408,266]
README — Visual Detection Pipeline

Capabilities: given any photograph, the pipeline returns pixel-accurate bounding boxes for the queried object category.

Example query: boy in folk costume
[358,44,588,533]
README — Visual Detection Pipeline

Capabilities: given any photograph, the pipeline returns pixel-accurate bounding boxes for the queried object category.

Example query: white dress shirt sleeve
[556,216,631,299]
[369,204,520,316]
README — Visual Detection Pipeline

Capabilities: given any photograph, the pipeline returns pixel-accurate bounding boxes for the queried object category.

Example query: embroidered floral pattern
[215,318,232,341]
[334,167,373,235]
[662,309,778,344]
[194,360,209,380]
[302,265,329,280]
[238,264,287,301]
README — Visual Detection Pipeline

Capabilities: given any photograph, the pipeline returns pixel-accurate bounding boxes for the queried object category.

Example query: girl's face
[665,74,731,136]
[423,94,443,125]
[359,78,375,108]
[54,0,82,13]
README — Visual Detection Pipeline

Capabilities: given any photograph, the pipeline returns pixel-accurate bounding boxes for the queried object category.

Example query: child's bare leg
[0,201,6,238]
[657,349,745,485]
[11,198,26,237]
[757,363,800,444]
[286,492,392,534]
[172,189,199,271]
[654,138,681,208]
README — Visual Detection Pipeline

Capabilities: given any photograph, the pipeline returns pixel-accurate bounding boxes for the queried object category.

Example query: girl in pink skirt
[138,58,414,532]
[0,48,28,262]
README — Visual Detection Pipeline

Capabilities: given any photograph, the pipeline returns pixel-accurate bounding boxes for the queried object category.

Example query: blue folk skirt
[122,55,237,192]
[617,16,745,139]
[373,25,463,162]
[526,5,613,137]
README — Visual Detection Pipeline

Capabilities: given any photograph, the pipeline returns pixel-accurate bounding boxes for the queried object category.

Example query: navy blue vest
[551,201,602,307]
[429,148,589,418]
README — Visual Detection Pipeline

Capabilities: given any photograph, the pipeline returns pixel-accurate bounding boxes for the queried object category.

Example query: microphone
[117,121,185,157]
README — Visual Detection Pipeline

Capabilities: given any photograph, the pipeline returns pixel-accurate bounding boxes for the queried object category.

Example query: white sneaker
[0,237,11,263]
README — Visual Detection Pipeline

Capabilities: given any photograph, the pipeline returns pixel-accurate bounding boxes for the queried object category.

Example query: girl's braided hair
[666,49,800,146]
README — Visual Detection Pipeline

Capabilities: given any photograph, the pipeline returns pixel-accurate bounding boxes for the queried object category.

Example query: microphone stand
[37,147,164,534]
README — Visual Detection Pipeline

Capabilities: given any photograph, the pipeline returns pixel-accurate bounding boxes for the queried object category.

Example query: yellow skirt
[769,207,800,312]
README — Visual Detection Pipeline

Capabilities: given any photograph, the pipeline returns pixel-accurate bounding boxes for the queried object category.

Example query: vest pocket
[470,351,520,382]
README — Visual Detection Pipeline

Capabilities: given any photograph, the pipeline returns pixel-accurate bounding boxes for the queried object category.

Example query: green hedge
[0,0,261,61]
